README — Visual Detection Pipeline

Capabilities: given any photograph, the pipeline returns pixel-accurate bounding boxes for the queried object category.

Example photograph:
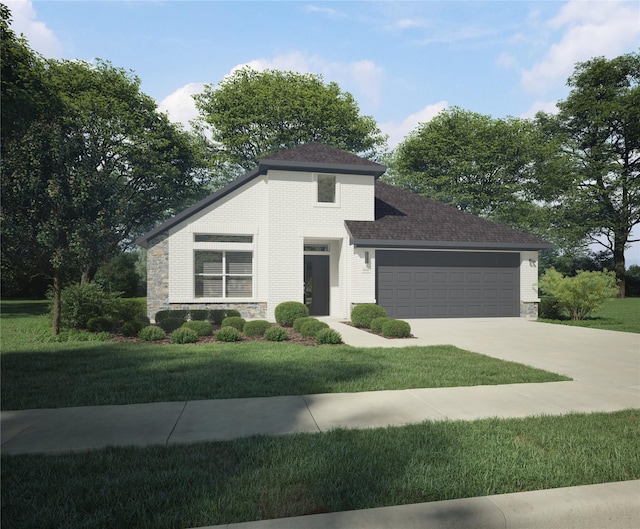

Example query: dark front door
[304,255,330,316]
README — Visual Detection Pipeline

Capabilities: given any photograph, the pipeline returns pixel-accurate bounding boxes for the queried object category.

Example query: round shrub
[381,319,411,338]
[264,326,289,342]
[300,319,329,338]
[155,310,188,323]
[122,321,141,338]
[221,316,246,332]
[316,328,343,345]
[225,309,241,318]
[138,326,166,342]
[171,327,199,344]
[370,316,391,335]
[182,320,213,337]
[208,310,226,325]
[87,316,114,333]
[351,304,387,328]
[189,310,209,321]
[158,317,186,333]
[274,301,309,327]
[243,320,272,337]
[216,326,242,342]
[293,316,315,334]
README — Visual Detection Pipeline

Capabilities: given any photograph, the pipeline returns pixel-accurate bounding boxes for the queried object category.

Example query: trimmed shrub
[122,321,142,338]
[216,326,242,342]
[293,316,315,334]
[316,328,343,345]
[264,326,289,342]
[274,301,309,327]
[209,309,227,325]
[300,319,329,338]
[138,326,166,342]
[155,310,189,323]
[221,316,246,332]
[225,309,241,318]
[370,316,391,334]
[182,320,213,337]
[87,316,114,333]
[243,320,271,337]
[381,319,411,338]
[171,327,199,344]
[158,317,186,333]
[189,310,210,321]
[351,304,386,328]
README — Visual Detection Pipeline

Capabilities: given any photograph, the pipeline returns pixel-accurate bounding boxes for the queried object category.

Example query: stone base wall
[157,302,267,321]
[520,301,538,319]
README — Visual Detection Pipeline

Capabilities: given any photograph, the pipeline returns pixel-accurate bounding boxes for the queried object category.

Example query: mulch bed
[109,325,320,346]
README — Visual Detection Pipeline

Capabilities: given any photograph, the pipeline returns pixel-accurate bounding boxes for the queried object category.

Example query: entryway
[304,254,330,316]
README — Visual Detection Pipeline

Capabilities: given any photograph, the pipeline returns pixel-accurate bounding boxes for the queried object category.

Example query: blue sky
[6,0,640,264]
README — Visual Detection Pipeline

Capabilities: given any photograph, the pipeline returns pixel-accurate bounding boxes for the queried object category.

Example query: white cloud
[520,100,559,119]
[5,0,63,58]
[229,52,384,111]
[496,51,518,69]
[521,0,640,93]
[381,101,448,148]
[158,82,205,129]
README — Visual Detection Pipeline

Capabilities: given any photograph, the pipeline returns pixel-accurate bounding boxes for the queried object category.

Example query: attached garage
[376,251,520,318]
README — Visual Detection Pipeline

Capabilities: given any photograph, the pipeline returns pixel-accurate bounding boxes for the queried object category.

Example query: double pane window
[195,251,252,298]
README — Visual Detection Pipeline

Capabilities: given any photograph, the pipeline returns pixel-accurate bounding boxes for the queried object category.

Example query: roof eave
[260,159,386,178]
[348,238,553,251]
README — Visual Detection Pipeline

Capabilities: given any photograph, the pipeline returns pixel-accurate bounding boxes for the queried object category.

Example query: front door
[304,255,330,316]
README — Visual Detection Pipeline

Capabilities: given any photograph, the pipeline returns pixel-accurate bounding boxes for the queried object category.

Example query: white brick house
[136,143,551,322]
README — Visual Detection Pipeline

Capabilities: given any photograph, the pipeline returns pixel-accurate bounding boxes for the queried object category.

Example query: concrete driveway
[333,317,640,388]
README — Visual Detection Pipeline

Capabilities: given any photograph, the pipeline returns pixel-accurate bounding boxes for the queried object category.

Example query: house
[136,143,551,322]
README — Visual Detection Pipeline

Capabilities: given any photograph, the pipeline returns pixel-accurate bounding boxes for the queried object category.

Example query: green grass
[539,297,640,333]
[2,410,638,529]
[1,300,569,410]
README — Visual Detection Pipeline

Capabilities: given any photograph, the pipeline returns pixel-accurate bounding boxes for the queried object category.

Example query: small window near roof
[317,174,336,203]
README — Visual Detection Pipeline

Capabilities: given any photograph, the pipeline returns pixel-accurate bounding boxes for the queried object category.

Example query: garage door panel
[377,251,520,318]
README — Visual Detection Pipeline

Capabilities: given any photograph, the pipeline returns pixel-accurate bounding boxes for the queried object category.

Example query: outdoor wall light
[364,251,370,265]
[529,258,537,267]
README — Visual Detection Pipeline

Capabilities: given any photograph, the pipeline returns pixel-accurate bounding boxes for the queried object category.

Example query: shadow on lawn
[0,342,378,410]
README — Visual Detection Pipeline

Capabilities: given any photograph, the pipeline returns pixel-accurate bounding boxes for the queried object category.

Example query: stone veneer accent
[146,231,267,321]
[520,301,538,319]
[146,231,170,322]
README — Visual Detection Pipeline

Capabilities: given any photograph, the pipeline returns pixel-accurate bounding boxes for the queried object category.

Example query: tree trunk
[52,267,62,336]
[613,233,626,298]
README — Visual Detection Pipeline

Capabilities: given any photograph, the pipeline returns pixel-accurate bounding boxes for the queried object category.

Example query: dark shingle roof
[264,142,385,168]
[345,182,551,250]
[260,142,386,176]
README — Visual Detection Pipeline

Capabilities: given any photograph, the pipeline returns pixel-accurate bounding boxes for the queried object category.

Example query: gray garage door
[377,251,520,318]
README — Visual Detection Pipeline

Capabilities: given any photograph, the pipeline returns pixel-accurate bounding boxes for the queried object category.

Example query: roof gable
[345,182,551,250]
[136,143,385,247]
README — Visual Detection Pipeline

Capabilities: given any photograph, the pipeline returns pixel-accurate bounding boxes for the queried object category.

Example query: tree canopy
[194,67,388,171]
[552,51,640,295]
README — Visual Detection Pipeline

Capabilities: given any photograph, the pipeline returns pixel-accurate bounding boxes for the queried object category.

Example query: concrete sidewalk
[2,319,639,528]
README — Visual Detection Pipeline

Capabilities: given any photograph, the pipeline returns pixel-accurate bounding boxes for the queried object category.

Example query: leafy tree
[194,67,387,172]
[390,107,563,237]
[539,268,618,320]
[553,52,640,296]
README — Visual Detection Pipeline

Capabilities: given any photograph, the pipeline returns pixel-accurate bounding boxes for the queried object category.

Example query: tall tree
[554,52,640,296]
[391,107,563,237]
[194,67,388,172]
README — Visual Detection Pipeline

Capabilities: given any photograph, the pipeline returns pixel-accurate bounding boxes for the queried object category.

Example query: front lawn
[1,300,570,410]
[2,410,638,529]
[538,297,640,333]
